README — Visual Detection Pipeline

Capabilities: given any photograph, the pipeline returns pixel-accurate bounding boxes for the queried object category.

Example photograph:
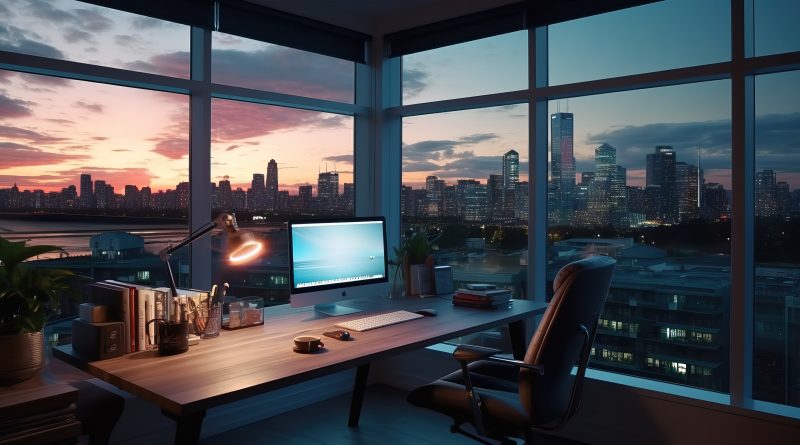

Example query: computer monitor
[288,216,389,316]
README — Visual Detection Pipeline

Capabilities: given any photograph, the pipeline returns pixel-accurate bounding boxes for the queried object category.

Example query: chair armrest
[453,344,502,363]
[487,356,544,375]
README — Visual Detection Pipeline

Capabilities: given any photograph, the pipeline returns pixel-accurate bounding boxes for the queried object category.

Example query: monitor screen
[288,217,388,315]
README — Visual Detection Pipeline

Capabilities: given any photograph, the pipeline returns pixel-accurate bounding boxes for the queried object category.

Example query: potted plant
[0,237,74,385]
[392,232,435,296]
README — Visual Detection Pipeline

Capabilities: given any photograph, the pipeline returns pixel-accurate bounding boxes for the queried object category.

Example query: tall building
[94,180,108,209]
[487,174,505,223]
[676,162,701,222]
[456,179,487,222]
[80,174,93,208]
[756,169,778,217]
[317,171,339,209]
[646,145,678,224]
[266,159,278,211]
[502,149,519,221]
[424,175,444,217]
[123,185,139,209]
[217,177,232,210]
[250,173,265,211]
[549,112,575,225]
[176,182,189,209]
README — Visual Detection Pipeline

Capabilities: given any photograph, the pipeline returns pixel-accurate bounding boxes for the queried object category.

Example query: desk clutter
[71,280,263,360]
[453,284,512,308]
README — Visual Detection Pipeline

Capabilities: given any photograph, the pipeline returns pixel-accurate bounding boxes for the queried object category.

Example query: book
[465,283,496,291]
[455,288,512,298]
[105,280,140,352]
[453,293,511,306]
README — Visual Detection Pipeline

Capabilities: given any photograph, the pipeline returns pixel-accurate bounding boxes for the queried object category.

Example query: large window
[209,99,355,304]
[754,70,800,407]
[546,81,732,392]
[0,0,190,78]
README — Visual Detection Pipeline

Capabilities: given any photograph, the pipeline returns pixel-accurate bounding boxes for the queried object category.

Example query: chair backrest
[519,255,616,427]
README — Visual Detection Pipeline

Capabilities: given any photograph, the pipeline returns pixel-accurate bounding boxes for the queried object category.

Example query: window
[402,104,528,348]
[754,0,800,56]
[209,98,355,305]
[0,0,190,78]
[548,0,730,86]
[754,70,800,407]
[212,32,354,103]
[402,31,527,105]
[547,81,732,392]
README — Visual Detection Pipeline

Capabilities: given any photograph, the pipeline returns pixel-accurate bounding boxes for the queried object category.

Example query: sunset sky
[0,0,798,195]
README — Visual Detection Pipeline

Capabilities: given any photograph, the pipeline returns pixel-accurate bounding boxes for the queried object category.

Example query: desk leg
[509,319,526,360]
[162,409,205,445]
[348,363,370,427]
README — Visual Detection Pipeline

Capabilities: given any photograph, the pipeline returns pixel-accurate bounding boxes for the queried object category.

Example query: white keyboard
[336,310,424,332]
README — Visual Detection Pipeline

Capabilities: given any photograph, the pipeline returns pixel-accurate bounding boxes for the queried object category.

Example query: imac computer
[288,216,389,316]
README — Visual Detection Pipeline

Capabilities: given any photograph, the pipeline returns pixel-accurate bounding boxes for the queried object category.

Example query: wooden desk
[54,297,546,444]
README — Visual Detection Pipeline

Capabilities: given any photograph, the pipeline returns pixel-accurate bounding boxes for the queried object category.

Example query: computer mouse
[415,308,437,317]
[324,330,351,340]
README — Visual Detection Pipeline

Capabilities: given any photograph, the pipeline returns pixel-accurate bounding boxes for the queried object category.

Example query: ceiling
[244,0,522,35]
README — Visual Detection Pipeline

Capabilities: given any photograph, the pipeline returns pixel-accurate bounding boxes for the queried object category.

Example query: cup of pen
[146,319,189,355]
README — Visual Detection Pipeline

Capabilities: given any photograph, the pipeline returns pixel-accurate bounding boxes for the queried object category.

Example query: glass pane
[0,69,189,328]
[0,0,190,78]
[212,32,354,103]
[210,99,354,305]
[402,31,527,105]
[402,104,528,350]
[547,81,732,392]
[755,0,800,56]
[754,70,800,407]
[548,0,730,86]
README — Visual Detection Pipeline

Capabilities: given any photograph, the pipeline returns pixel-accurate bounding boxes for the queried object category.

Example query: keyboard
[336,310,424,332]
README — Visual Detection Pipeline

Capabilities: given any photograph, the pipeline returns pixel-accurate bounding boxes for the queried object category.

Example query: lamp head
[218,213,264,264]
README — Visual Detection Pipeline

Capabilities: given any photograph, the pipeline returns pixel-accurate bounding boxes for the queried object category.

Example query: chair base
[450,422,520,445]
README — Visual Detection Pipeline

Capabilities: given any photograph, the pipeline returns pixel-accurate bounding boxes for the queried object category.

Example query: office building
[266,159,278,211]
[549,112,575,226]
[79,174,93,208]
[646,146,678,224]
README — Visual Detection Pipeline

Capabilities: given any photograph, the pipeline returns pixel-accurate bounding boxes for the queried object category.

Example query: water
[0,219,187,258]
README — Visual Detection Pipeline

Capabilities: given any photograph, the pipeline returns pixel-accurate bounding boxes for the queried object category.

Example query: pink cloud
[211,100,325,142]
[0,142,87,169]
[152,138,188,160]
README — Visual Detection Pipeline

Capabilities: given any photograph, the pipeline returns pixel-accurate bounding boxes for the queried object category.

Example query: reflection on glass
[755,0,800,56]
[0,69,189,327]
[548,0,730,86]
[210,99,354,305]
[754,70,800,408]
[212,32,354,103]
[402,31,527,105]
[402,105,528,349]
[547,81,732,392]
[0,0,190,78]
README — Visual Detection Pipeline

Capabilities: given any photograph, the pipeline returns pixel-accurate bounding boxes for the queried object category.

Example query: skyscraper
[266,159,278,211]
[317,171,339,210]
[646,145,678,224]
[94,180,108,209]
[549,112,575,225]
[251,173,265,211]
[80,174,93,208]
[425,175,444,217]
[502,149,519,221]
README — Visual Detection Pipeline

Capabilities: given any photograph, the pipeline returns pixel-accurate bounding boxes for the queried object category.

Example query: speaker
[72,319,125,361]
[433,265,453,295]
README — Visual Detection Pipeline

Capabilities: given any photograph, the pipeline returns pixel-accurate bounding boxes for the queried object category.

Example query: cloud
[46,118,76,126]
[61,166,159,191]
[73,101,103,113]
[124,51,190,78]
[322,154,353,164]
[131,17,166,30]
[403,133,499,163]
[0,141,87,169]
[152,138,187,159]
[210,46,353,102]
[402,67,429,99]
[211,100,337,142]
[25,1,112,33]
[0,93,33,118]
[0,124,65,144]
[63,27,93,44]
[0,24,65,59]
[225,144,240,152]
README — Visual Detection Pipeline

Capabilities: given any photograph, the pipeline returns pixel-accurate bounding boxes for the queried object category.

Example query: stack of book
[453,284,512,308]
[0,384,81,445]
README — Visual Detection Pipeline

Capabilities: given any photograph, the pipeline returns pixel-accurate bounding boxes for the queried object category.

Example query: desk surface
[55,297,546,417]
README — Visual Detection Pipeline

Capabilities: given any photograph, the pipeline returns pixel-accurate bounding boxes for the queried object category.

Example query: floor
[201,384,587,445]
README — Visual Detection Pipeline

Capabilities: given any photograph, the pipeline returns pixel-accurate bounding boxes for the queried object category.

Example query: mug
[146,319,189,355]
[293,335,324,353]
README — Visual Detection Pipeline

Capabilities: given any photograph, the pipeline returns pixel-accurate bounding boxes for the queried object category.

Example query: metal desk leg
[509,319,526,360]
[162,409,205,445]
[348,363,370,427]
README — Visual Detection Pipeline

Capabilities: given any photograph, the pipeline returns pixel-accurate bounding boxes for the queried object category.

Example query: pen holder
[201,302,223,339]
[146,319,189,355]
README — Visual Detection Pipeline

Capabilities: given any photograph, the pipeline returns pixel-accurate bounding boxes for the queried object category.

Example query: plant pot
[0,331,45,386]
[409,264,434,296]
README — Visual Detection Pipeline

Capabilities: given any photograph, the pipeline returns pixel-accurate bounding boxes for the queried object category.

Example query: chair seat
[408,361,530,438]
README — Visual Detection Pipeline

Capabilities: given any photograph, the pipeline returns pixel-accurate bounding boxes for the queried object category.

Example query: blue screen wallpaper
[291,221,386,288]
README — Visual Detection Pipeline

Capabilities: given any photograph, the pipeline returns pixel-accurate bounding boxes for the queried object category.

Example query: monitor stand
[314,303,362,316]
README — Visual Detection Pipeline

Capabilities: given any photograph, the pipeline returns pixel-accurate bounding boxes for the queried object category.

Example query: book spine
[128,288,136,353]
[119,288,130,353]
[136,289,146,352]
[144,291,155,349]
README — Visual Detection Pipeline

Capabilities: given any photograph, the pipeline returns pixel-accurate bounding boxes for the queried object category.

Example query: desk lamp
[157,213,263,353]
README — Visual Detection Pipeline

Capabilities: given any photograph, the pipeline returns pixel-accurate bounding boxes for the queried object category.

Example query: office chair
[408,255,616,445]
